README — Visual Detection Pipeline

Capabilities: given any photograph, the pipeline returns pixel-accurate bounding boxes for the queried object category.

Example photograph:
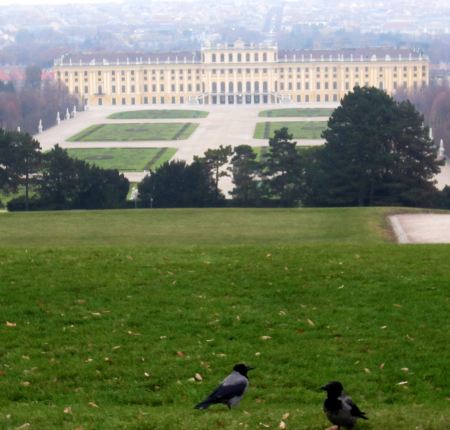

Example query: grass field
[66,148,177,171]
[259,108,334,117]
[0,208,449,429]
[108,110,209,119]
[254,121,327,139]
[67,123,199,142]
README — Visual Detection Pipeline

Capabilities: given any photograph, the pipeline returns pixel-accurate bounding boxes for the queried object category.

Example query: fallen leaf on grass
[259,423,270,428]
[15,424,30,430]
[379,363,385,369]
[282,413,290,420]
[20,381,30,387]
[279,421,287,429]
[63,407,72,414]
[88,402,99,408]
[127,331,141,336]
[307,319,315,327]
[401,367,409,372]
[397,381,408,385]
[194,373,203,381]
[364,368,371,374]
[176,351,185,358]
[5,321,16,327]
[260,336,272,340]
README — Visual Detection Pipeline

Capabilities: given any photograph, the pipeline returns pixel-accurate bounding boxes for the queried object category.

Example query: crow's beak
[320,385,327,391]
[247,366,255,371]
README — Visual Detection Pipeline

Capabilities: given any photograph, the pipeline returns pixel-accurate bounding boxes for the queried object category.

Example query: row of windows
[98,93,339,106]
[76,78,425,95]
[59,63,426,79]
[210,52,273,63]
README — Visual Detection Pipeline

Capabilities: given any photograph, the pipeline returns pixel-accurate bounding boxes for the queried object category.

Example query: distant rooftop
[54,46,428,67]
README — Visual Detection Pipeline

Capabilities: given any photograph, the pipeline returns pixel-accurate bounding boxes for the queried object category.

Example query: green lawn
[0,208,449,429]
[66,148,177,171]
[254,121,327,139]
[67,123,199,142]
[259,108,334,117]
[108,110,209,119]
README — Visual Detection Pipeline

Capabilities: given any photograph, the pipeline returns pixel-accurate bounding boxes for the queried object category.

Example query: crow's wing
[344,395,368,419]
[207,381,247,402]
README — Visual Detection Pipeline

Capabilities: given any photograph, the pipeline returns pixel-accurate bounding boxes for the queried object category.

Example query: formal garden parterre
[67,123,199,142]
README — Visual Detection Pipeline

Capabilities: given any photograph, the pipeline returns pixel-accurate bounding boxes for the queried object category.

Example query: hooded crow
[321,381,368,429]
[194,363,254,410]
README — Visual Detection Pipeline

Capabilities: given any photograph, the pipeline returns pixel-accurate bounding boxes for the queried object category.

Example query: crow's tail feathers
[194,399,211,410]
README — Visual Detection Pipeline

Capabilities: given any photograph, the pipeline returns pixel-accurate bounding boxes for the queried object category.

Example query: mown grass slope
[0,208,448,430]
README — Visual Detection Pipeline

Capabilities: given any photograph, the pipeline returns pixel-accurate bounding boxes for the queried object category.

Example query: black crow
[194,363,254,410]
[321,381,368,429]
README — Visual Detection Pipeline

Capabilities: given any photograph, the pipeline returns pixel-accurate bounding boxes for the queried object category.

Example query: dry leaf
[379,363,385,369]
[176,351,185,358]
[255,352,261,356]
[259,423,270,428]
[63,406,72,414]
[88,402,99,408]
[364,368,371,374]
[401,367,409,372]
[260,336,272,340]
[15,424,30,430]
[265,253,272,258]
[282,413,290,420]
[5,321,16,327]
[307,319,315,327]
[397,381,408,385]
[194,373,203,381]
[20,381,30,387]
[279,421,287,429]
[144,372,150,377]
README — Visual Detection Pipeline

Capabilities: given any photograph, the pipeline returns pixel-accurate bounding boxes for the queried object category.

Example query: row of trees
[139,87,447,208]
[395,82,450,156]
[0,65,79,134]
[0,129,129,210]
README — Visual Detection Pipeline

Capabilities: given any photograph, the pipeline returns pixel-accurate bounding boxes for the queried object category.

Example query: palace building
[53,41,429,107]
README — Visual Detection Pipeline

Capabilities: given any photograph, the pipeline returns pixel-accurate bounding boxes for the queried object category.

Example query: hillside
[0,208,448,429]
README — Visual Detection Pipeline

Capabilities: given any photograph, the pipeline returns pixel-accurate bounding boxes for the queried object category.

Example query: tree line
[0,65,79,135]
[0,130,129,211]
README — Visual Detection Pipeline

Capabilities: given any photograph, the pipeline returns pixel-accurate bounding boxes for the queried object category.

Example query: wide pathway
[389,214,450,243]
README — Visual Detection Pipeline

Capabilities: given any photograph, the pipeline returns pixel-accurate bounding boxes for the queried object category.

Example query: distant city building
[53,41,429,106]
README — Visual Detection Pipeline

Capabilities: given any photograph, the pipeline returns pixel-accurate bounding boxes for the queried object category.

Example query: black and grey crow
[321,381,368,429]
[194,363,254,410]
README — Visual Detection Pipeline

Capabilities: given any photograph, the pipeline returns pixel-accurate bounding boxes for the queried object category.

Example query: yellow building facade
[54,41,429,107]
